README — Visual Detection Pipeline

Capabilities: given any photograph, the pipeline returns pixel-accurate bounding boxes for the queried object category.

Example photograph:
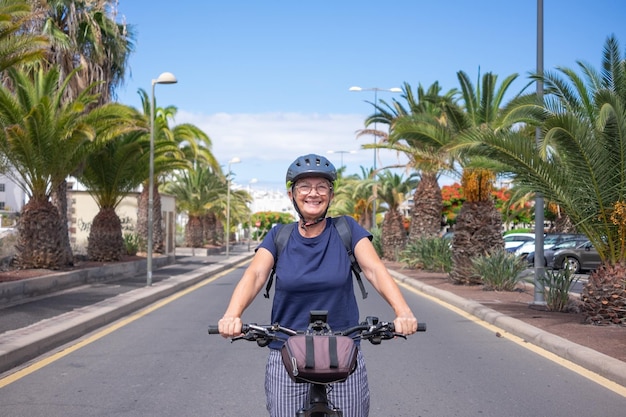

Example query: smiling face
[288,176,333,223]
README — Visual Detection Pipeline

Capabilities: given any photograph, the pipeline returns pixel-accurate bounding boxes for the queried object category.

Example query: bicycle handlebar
[208,318,426,345]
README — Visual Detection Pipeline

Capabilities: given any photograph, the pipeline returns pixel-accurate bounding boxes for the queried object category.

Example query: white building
[68,190,176,255]
[0,173,177,255]
[0,173,26,217]
[248,187,296,219]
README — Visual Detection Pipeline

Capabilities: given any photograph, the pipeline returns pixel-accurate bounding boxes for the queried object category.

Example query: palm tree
[28,0,135,105]
[375,170,415,260]
[381,82,460,241]
[225,187,252,245]
[78,126,181,262]
[23,0,135,264]
[163,166,223,248]
[329,167,375,229]
[443,70,531,284]
[135,88,219,172]
[135,89,217,254]
[453,36,626,323]
[449,169,503,285]
[0,0,48,72]
[0,66,135,268]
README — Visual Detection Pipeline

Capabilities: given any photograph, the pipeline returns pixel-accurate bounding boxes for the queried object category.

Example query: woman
[218,153,418,417]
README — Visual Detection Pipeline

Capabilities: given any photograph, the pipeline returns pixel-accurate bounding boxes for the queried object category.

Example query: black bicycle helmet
[286,154,337,188]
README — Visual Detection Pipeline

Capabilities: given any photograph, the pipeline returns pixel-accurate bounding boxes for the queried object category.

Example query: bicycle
[208,311,426,416]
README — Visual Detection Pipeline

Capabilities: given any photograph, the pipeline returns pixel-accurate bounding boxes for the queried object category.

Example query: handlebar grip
[208,324,251,335]
[388,322,426,333]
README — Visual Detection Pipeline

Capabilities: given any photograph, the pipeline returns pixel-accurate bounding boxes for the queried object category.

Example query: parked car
[552,240,601,273]
[514,233,586,259]
[503,232,535,252]
[526,237,589,267]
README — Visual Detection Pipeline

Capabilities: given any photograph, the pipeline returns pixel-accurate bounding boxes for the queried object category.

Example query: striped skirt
[265,348,370,417]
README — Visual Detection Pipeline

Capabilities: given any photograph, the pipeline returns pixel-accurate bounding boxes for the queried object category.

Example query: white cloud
[175,110,409,189]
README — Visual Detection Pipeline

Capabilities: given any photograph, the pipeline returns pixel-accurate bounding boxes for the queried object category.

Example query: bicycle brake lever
[231,332,259,343]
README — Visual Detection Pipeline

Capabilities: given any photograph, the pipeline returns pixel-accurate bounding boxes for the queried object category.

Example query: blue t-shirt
[259,216,371,349]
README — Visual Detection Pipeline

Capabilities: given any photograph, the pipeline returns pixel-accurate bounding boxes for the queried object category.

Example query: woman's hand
[394,313,418,335]
[218,316,243,338]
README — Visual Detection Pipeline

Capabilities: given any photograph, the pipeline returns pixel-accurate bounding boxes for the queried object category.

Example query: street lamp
[531,0,547,307]
[147,72,177,286]
[349,86,401,229]
[327,150,356,170]
[225,157,241,258]
[248,178,258,251]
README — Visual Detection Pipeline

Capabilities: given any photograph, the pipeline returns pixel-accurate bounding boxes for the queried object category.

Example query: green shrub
[123,233,142,256]
[538,268,579,312]
[399,237,452,273]
[471,249,527,291]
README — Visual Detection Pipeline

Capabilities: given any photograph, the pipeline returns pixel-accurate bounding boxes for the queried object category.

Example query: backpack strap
[333,216,368,299]
[264,222,296,298]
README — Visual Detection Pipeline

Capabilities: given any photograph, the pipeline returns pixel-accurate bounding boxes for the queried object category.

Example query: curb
[0,255,176,306]
[0,253,254,374]
[389,269,626,388]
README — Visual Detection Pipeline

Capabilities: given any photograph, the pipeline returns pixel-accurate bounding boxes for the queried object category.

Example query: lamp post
[225,157,241,258]
[147,72,177,287]
[531,0,547,307]
[327,150,356,170]
[349,86,401,229]
[248,178,258,251]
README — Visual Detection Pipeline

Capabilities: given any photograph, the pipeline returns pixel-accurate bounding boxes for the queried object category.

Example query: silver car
[552,240,602,273]
[527,237,589,267]
[503,232,535,252]
[515,233,586,259]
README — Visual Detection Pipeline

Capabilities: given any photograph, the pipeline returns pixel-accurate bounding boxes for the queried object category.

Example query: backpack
[263,216,368,299]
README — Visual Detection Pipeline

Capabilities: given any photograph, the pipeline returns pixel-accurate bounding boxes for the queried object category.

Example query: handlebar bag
[280,334,358,384]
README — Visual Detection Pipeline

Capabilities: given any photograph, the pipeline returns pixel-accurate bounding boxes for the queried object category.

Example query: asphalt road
[1,264,625,416]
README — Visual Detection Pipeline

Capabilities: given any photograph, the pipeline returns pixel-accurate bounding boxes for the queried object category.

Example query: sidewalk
[1,245,625,389]
[0,245,254,374]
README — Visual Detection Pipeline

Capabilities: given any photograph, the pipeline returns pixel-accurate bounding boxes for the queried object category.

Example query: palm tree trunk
[137,187,148,252]
[15,198,66,269]
[202,213,218,245]
[549,210,577,233]
[87,207,124,261]
[408,172,443,241]
[185,215,204,247]
[51,180,74,266]
[152,184,164,254]
[137,183,164,254]
[449,200,504,285]
[381,209,407,260]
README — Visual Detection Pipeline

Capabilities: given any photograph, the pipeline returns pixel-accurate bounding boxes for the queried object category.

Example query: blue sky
[114,0,626,190]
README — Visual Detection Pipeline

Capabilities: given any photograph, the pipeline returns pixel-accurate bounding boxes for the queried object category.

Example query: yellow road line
[0,264,242,389]
[396,280,626,398]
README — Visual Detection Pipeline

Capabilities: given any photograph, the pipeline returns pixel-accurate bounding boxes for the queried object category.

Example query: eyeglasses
[295,183,332,196]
